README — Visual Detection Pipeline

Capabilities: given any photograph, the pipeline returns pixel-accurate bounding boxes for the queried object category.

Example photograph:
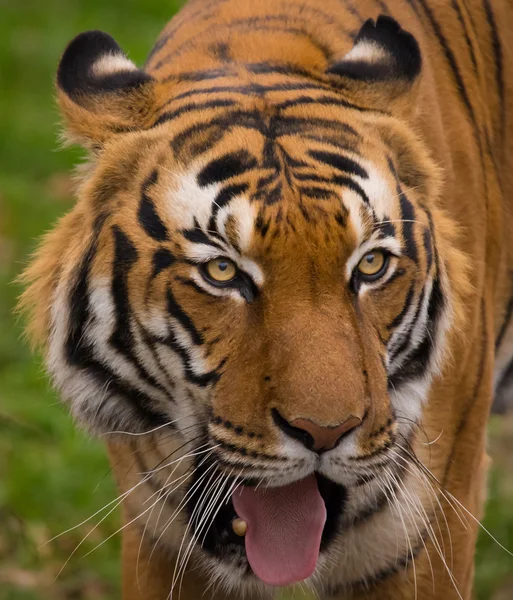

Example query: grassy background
[0,1,512,598]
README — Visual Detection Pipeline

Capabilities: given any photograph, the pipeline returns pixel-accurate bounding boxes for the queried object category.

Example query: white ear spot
[92,53,138,77]
[342,41,389,65]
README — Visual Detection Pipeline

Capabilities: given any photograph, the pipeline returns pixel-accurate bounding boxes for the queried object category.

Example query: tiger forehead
[114,119,400,266]
[178,121,393,242]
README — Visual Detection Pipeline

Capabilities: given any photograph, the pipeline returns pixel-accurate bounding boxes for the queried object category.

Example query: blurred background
[0,1,512,598]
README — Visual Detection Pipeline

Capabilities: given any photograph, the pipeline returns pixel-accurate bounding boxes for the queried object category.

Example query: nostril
[272,408,362,453]
[271,408,316,450]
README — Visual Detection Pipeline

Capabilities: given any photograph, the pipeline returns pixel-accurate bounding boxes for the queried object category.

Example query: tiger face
[23,16,467,593]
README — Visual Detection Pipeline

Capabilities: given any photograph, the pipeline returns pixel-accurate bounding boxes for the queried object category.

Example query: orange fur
[19,0,513,598]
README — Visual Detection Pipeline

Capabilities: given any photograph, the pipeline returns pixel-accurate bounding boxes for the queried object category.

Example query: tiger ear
[327,16,421,115]
[56,30,156,148]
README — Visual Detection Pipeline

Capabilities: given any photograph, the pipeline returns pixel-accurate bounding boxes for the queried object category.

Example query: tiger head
[22,16,468,592]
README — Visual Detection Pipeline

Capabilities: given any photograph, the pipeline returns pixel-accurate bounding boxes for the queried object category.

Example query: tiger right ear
[327,16,422,115]
[57,30,156,148]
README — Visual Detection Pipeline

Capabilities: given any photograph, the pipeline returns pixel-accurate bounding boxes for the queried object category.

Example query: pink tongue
[232,475,326,587]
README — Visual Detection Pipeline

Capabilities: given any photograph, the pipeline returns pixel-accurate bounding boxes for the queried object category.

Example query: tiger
[19,0,513,598]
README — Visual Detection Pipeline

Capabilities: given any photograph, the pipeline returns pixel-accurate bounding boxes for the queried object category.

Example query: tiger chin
[19,0,513,598]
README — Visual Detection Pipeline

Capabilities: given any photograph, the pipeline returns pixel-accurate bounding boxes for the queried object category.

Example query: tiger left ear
[56,30,156,148]
[327,16,421,115]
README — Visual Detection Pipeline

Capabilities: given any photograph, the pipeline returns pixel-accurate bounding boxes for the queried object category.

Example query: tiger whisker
[395,441,469,529]
[149,445,217,541]
[381,471,417,597]
[137,465,195,594]
[171,470,228,598]
[389,455,464,599]
[398,444,513,557]
[374,475,402,564]
[386,464,437,594]
[149,458,219,564]
[178,469,242,597]
[101,412,206,437]
[175,474,232,599]
[80,446,214,561]
[142,442,219,476]
[390,448,452,570]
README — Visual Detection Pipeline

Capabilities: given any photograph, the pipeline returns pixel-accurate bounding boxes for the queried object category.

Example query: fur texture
[19,0,513,598]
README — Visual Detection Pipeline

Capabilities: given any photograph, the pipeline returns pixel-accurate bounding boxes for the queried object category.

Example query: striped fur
[20,0,513,598]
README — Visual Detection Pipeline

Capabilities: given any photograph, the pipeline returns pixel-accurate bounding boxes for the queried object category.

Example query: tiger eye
[205,257,237,283]
[357,251,386,277]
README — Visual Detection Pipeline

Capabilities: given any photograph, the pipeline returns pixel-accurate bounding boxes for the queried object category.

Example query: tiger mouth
[186,463,346,585]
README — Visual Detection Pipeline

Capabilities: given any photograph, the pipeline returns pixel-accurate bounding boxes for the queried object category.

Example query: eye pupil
[356,250,388,280]
[203,257,238,284]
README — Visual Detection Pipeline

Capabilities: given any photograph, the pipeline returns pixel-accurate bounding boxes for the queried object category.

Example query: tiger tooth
[232,517,247,536]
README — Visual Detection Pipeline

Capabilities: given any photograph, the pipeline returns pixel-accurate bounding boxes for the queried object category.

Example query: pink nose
[272,409,362,452]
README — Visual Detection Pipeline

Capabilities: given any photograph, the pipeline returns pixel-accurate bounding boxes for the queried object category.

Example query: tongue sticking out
[232,475,326,587]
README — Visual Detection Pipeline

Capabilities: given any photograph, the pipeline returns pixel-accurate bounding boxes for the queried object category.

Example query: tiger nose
[272,408,362,453]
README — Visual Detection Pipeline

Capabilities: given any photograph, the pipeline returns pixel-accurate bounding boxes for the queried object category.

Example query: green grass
[1,1,512,599]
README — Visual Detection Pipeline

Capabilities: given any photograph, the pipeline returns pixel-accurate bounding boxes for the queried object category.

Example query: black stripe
[389,277,445,387]
[344,0,364,22]
[157,81,344,110]
[66,213,106,365]
[483,0,505,137]
[409,0,477,132]
[110,225,138,353]
[383,267,405,287]
[152,248,176,279]
[423,227,433,273]
[65,217,168,430]
[208,182,249,234]
[388,286,426,364]
[275,94,378,114]
[162,66,232,83]
[293,171,334,184]
[246,61,328,81]
[333,175,370,204]
[110,226,171,396]
[171,122,227,160]
[375,0,390,15]
[387,282,415,330]
[375,220,396,239]
[181,222,225,251]
[138,171,169,242]
[166,285,204,345]
[276,115,360,138]
[343,459,408,529]
[197,151,257,187]
[399,188,418,262]
[135,318,177,394]
[159,331,224,387]
[171,110,266,156]
[450,0,478,75]
[153,99,237,128]
[309,149,368,178]
[495,293,513,350]
[175,275,215,298]
[299,186,333,200]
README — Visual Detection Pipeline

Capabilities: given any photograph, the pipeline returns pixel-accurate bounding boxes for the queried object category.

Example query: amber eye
[204,257,238,283]
[357,250,388,280]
